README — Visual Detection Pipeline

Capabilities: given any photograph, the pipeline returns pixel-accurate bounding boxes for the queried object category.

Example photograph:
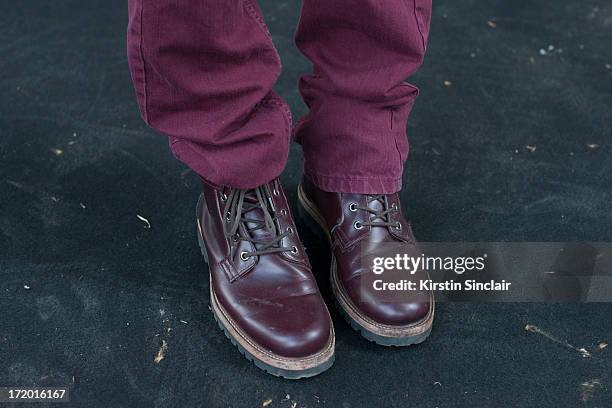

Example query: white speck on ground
[154,340,168,364]
[525,324,592,358]
[580,379,603,402]
[137,214,151,229]
[539,44,563,56]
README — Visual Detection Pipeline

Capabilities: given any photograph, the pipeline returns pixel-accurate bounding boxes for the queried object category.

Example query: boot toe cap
[346,276,431,326]
[233,293,333,359]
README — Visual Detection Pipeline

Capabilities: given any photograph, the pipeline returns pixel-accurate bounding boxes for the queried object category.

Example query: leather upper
[198,177,332,358]
[302,176,431,326]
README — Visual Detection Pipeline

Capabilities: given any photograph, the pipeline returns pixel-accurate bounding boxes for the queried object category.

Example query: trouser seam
[243,0,292,136]
[415,2,426,51]
[137,0,149,123]
[257,97,292,137]
[306,172,402,182]
[243,0,272,40]
[304,171,403,194]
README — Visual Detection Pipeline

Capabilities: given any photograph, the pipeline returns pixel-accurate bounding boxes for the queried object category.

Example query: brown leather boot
[197,177,335,378]
[298,176,434,346]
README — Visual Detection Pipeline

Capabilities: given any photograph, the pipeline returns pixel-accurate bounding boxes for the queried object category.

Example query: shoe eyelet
[348,203,357,212]
[232,234,240,243]
[395,222,402,230]
[291,246,298,254]
[286,226,293,234]
[220,192,228,201]
[280,209,287,216]
[354,221,363,230]
[391,203,398,211]
[240,251,250,261]
[272,188,280,197]
[225,212,231,222]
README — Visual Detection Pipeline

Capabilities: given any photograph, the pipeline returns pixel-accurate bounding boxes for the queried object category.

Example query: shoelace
[222,186,294,260]
[352,195,401,229]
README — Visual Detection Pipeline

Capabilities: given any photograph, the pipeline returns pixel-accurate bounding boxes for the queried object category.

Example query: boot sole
[196,196,335,379]
[297,184,434,347]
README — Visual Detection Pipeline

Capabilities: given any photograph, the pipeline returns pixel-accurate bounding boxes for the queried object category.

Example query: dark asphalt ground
[1,0,611,407]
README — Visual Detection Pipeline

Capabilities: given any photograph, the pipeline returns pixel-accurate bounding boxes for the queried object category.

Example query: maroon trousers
[127,0,431,193]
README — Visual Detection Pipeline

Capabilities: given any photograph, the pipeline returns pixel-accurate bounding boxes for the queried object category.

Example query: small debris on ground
[50,147,63,156]
[596,341,608,351]
[487,20,497,28]
[525,324,592,358]
[525,145,537,153]
[443,80,452,87]
[180,320,188,324]
[154,340,168,363]
[137,214,151,229]
[586,143,599,149]
[539,45,562,56]
[580,379,603,403]
[577,348,592,358]
[605,63,611,70]
[262,399,273,407]
[24,285,31,290]
[79,202,86,209]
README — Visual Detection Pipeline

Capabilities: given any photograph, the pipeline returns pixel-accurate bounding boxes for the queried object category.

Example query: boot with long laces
[196,177,335,378]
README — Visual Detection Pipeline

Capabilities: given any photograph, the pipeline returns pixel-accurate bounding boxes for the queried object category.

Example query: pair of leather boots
[196,176,434,379]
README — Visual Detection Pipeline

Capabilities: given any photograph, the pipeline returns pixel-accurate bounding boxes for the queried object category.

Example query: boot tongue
[366,195,390,242]
[367,196,386,223]
[242,190,277,242]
